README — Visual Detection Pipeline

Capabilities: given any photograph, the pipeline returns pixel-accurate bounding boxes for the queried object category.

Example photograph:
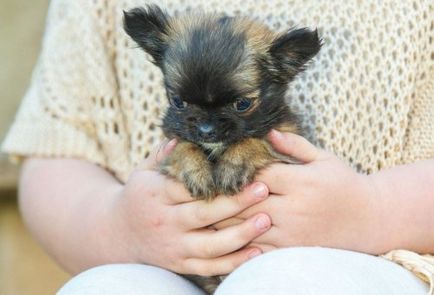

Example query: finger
[211,196,282,231]
[182,247,262,276]
[246,225,280,246]
[255,163,303,195]
[174,182,269,228]
[212,217,245,230]
[162,176,195,204]
[211,195,284,231]
[237,193,283,218]
[137,138,177,170]
[248,243,278,253]
[185,213,271,259]
[268,129,325,163]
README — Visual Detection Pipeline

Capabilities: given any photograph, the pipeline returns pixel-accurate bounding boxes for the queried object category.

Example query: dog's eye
[170,95,187,109]
[233,98,252,112]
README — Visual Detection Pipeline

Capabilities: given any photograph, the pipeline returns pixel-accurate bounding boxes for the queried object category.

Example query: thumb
[137,138,177,170]
[268,129,324,163]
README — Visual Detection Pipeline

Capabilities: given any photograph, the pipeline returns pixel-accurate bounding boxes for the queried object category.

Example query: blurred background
[0,0,70,294]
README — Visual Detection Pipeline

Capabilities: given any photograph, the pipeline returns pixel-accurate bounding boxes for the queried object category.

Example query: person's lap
[57,263,205,295]
[57,247,429,295]
[215,247,428,294]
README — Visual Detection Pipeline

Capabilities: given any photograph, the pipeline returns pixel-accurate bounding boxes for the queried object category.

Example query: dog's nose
[198,123,215,137]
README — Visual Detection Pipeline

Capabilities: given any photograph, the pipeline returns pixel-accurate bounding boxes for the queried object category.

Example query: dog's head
[124,5,321,152]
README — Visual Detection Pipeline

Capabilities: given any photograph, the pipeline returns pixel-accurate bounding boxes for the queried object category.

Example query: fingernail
[270,129,283,140]
[248,249,262,259]
[255,215,271,230]
[251,183,267,199]
[164,138,177,153]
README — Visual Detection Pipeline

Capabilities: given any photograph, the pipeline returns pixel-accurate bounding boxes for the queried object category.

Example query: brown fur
[161,120,299,201]
[123,5,321,294]
[214,138,276,195]
[160,141,215,200]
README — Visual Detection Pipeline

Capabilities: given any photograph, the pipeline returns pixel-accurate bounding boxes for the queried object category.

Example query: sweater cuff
[1,118,106,168]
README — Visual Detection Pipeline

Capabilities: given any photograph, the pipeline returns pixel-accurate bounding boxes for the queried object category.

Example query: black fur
[123,6,321,294]
[164,22,246,107]
[123,5,320,152]
[267,28,322,83]
[123,5,170,66]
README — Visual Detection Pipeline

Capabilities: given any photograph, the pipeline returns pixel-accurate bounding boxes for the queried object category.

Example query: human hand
[105,139,272,276]
[214,130,385,254]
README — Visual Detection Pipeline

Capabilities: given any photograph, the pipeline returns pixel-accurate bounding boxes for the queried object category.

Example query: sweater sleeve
[1,0,114,167]
[401,1,434,163]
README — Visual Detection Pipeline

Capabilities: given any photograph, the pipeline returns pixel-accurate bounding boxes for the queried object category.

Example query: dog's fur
[124,5,321,293]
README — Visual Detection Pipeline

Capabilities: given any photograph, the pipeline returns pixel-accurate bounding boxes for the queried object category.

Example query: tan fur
[163,15,210,87]
[231,18,276,93]
[160,141,215,200]
[128,7,314,294]
[160,134,296,200]
[213,122,301,196]
[157,11,305,294]
[165,15,277,97]
[232,18,276,54]
[161,120,300,201]
[276,121,299,134]
[214,137,276,195]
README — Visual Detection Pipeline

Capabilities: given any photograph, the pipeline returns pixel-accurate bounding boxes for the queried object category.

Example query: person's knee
[216,247,428,295]
[58,264,204,295]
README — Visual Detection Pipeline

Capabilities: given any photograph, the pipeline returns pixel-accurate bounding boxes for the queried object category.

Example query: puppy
[124,5,321,293]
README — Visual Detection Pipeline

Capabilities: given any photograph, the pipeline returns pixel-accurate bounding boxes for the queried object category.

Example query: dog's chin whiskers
[207,152,217,161]
[199,142,226,160]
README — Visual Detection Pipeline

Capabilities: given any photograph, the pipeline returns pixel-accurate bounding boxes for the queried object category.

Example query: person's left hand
[213,130,387,255]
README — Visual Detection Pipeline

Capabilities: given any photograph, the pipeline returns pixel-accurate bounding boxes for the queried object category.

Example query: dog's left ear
[267,28,322,83]
[123,5,170,66]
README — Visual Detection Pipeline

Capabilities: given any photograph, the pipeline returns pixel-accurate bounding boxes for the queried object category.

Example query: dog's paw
[159,141,217,200]
[182,168,216,200]
[214,160,255,196]
[161,163,216,200]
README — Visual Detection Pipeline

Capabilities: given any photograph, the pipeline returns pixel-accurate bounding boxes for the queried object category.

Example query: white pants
[58,247,428,295]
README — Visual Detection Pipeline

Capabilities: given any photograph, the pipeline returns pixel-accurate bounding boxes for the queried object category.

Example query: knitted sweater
[2,0,434,289]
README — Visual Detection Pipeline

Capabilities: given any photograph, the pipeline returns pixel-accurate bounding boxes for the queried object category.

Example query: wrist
[352,173,395,254]
[66,181,125,274]
[364,172,407,254]
[91,183,134,265]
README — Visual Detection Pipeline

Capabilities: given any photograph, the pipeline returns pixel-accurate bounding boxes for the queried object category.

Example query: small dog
[124,5,321,293]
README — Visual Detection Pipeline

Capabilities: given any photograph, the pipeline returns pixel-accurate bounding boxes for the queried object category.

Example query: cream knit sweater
[2,0,434,290]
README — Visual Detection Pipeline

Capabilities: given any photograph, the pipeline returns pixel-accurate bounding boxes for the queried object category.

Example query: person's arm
[19,156,123,273]
[19,141,271,275]
[370,159,434,253]
[214,130,434,254]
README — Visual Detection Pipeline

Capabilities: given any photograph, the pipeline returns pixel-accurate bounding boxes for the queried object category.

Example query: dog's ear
[267,28,322,83]
[123,5,170,65]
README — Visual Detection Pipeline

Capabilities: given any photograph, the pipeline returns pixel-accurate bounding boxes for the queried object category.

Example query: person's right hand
[105,139,271,276]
